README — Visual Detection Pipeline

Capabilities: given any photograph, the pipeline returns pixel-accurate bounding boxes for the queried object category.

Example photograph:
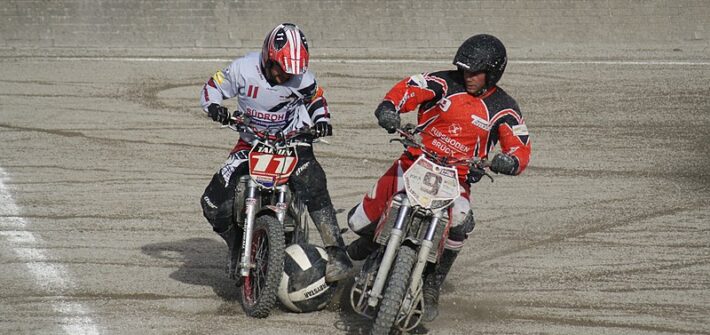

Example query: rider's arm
[492,108,531,175]
[382,73,447,114]
[306,85,331,125]
[295,73,331,125]
[200,58,243,113]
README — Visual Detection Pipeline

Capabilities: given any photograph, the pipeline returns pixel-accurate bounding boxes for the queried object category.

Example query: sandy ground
[1,54,709,335]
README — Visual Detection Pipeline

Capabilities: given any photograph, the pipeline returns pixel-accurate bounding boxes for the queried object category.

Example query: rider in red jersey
[347,34,532,321]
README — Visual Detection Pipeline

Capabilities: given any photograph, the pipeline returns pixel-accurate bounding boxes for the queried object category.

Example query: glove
[313,122,333,138]
[466,164,487,184]
[207,103,230,125]
[490,153,519,175]
[374,102,400,134]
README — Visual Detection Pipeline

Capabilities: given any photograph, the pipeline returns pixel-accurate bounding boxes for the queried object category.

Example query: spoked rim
[243,228,269,306]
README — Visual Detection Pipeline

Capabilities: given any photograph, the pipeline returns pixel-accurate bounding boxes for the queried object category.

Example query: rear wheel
[371,245,417,335]
[240,215,285,318]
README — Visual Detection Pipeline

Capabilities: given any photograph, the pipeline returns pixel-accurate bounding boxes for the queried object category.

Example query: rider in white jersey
[199,23,352,283]
[201,51,321,143]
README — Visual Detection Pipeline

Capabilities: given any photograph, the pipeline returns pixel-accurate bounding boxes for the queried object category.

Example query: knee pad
[445,210,475,251]
[347,203,377,236]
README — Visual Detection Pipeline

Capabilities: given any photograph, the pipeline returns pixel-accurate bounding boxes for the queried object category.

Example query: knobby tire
[240,215,285,318]
[371,245,417,335]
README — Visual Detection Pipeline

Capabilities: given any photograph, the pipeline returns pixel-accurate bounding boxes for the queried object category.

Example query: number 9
[422,172,442,195]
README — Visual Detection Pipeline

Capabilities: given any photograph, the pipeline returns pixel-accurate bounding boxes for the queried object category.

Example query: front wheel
[371,245,417,335]
[240,215,285,318]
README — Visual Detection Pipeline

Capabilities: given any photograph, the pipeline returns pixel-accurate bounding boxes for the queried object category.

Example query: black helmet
[453,34,507,88]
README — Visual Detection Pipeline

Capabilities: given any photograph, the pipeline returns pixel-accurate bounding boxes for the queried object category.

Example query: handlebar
[223,112,322,146]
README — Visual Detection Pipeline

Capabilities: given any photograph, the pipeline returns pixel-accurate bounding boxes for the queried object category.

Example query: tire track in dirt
[444,297,707,335]
[467,199,707,267]
[0,123,223,151]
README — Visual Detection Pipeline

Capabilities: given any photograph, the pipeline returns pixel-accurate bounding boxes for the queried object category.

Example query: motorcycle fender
[403,236,421,246]
[256,207,280,222]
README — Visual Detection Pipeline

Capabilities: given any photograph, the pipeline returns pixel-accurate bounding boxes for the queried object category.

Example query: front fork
[404,211,442,309]
[239,179,259,277]
[387,212,441,332]
[239,180,288,278]
[367,203,443,329]
[273,184,289,223]
[368,197,411,307]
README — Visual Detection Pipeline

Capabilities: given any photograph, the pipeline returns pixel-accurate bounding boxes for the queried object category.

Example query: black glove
[466,164,487,184]
[313,122,333,138]
[490,153,519,175]
[374,102,400,134]
[207,103,230,125]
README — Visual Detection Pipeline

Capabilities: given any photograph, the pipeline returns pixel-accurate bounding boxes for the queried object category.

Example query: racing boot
[346,235,379,261]
[217,225,243,285]
[325,246,352,282]
[422,249,459,322]
[345,204,379,261]
[310,206,353,282]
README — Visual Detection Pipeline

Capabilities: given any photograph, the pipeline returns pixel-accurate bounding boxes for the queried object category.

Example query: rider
[346,34,532,321]
[199,23,352,283]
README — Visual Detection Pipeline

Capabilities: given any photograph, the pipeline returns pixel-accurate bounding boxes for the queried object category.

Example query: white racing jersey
[200,52,330,143]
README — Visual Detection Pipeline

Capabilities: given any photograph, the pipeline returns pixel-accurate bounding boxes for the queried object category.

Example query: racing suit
[199,52,349,281]
[348,70,532,250]
[347,69,532,321]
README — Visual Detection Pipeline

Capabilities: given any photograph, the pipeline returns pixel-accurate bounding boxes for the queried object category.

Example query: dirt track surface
[1,54,709,335]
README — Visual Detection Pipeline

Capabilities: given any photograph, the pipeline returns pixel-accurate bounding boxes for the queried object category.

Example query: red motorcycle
[350,124,491,334]
[225,116,317,318]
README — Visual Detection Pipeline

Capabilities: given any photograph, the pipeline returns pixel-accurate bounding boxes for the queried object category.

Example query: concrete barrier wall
[1,0,708,58]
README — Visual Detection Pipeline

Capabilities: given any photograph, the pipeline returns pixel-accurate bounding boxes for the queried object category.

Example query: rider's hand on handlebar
[466,164,487,184]
[374,102,400,134]
[207,103,230,125]
[490,153,518,175]
[313,122,332,138]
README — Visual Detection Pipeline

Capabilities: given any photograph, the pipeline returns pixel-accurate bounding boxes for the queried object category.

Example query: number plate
[248,142,298,188]
[403,156,459,211]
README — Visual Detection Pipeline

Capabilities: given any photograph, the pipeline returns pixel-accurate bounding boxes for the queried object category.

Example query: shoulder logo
[438,97,451,112]
[213,71,225,85]
[471,115,490,130]
[407,74,427,88]
[512,124,528,136]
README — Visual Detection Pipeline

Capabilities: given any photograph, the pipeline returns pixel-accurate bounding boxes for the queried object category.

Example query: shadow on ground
[141,237,240,301]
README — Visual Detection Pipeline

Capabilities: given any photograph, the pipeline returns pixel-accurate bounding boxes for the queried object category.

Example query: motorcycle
[225,114,318,318]
[350,124,491,334]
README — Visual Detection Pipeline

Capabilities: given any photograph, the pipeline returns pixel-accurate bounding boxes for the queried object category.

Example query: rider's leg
[290,147,352,282]
[345,204,379,261]
[422,198,475,322]
[346,157,412,260]
[309,205,353,282]
[200,152,248,280]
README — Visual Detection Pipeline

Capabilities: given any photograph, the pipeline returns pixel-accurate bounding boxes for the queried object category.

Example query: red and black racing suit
[348,70,532,250]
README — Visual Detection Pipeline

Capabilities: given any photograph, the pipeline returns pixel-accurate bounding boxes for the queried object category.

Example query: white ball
[278,243,337,313]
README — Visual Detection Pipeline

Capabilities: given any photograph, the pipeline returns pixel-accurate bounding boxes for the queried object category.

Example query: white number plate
[403,156,459,211]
